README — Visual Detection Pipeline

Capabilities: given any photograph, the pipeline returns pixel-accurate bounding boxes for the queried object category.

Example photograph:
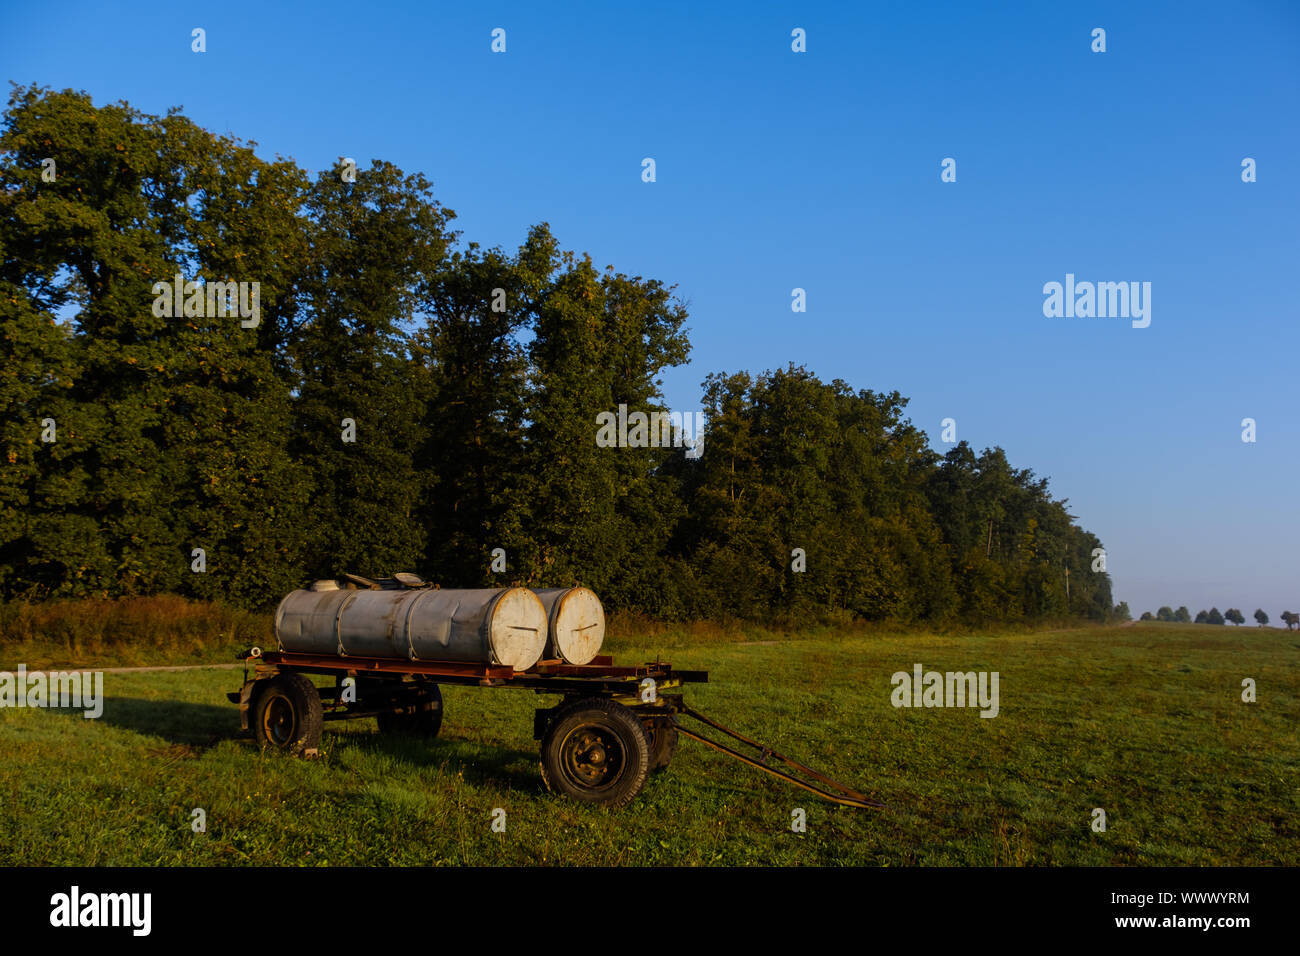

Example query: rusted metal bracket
[673,705,885,810]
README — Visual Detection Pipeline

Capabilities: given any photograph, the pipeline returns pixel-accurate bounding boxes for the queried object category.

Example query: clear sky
[4,0,1298,621]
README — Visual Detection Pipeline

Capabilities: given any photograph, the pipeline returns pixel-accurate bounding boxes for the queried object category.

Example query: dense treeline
[1,86,1112,623]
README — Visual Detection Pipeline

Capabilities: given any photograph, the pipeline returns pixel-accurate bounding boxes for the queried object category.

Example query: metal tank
[533,587,605,665]
[274,582,548,671]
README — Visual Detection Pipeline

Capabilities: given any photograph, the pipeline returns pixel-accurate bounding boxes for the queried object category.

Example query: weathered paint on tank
[274,586,548,671]
[533,587,605,665]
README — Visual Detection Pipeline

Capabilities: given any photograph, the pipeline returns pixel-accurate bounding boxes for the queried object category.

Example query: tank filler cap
[310,579,340,591]
[393,572,426,588]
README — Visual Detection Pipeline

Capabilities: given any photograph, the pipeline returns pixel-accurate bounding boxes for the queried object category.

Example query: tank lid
[393,572,426,588]
[310,580,340,591]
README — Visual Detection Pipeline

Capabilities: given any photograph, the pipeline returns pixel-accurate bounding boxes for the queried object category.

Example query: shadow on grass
[333,728,543,794]
[46,695,238,748]
[64,694,544,793]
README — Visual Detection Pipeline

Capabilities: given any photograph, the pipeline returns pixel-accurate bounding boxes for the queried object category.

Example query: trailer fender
[237,679,260,732]
[533,704,561,741]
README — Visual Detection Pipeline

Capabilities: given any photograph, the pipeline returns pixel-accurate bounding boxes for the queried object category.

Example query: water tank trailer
[230,572,882,809]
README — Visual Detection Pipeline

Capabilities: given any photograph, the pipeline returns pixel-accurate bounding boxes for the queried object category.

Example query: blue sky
[4,0,1298,620]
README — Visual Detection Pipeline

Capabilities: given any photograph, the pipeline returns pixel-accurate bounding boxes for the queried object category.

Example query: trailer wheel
[540,699,651,807]
[252,674,323,756]
[377,683,443,737]
[646,720,678,772]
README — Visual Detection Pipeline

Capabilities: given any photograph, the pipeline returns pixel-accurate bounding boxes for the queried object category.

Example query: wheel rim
[560,725,626,792]
[263,694,296,746]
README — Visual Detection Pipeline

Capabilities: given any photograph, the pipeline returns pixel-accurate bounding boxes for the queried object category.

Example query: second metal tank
[533,587,605,665]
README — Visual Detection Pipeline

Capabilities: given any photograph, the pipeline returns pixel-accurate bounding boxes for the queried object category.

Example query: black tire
[252,674,323,756]
[376,683,443,737]
[540,698,651,807]
[646,719,678,772]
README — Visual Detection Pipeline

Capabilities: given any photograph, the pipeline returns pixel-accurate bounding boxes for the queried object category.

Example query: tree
[1224,608,1245,626]
[1282,611,1298,631]
[1,85,313,603]
[1174,606,1191,623]
[1157,606,1174,622]
[1113,601,1131,621]
[1140,611,1154,621]
[920,438,1109,624]
[418,229,539,586]
[0,197,82,596]
[1207,607,1225,625]
[1254,608,1269,627]
[1194,609,1208,624]
[515,237,690,610]
[290,160,455,582]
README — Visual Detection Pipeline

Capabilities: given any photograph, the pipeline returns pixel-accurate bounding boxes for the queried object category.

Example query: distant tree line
[1134,606,1295,629]
[1,86,1113,623]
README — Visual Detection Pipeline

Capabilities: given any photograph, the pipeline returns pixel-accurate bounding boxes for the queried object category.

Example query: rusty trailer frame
[229,647,883,810]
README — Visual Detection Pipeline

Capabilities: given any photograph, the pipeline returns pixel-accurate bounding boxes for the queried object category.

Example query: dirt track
[24,662,248,674]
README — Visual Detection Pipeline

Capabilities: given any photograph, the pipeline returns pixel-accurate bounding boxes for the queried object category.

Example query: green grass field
[2,623,1296,865]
